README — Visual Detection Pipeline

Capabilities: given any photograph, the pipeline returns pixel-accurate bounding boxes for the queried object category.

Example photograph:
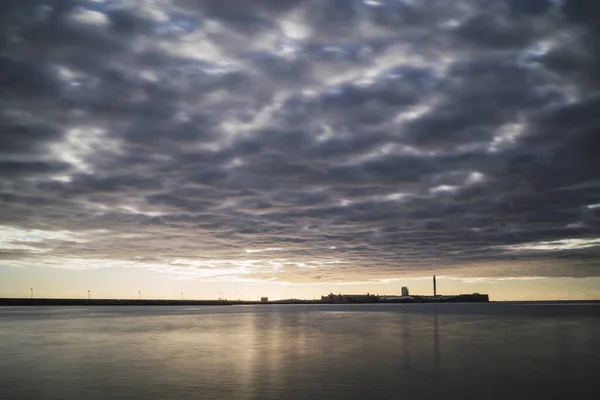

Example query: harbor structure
[3,276,488,306]
[321,276,488,303]
[321,293,380,303]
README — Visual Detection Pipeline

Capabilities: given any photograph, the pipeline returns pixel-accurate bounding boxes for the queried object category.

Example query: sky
[1,0,600,301]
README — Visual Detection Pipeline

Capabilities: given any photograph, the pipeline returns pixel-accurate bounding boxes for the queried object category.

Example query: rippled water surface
[1,303,599,400]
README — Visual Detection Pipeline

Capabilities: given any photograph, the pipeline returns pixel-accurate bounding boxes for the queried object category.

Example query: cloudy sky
[1,0,600,300]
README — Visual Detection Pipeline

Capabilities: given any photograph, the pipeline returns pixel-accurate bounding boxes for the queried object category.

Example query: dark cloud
[505,0,551,15]
[0,0,599,281]
[0,161,71,177]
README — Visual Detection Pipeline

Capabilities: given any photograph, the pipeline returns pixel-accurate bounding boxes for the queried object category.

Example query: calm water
[1,303,599,400]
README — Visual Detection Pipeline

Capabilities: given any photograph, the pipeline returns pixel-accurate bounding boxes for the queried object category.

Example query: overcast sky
[1,0,599,299]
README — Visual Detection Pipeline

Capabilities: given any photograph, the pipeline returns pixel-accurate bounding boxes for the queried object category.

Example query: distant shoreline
[0,292,492,306]
[0,298,254,306]
[0,295,500,306]
[0,298,330,306]
[1,298,599,306]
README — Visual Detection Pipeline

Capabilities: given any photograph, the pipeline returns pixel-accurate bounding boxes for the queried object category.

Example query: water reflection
[0,304,599,400]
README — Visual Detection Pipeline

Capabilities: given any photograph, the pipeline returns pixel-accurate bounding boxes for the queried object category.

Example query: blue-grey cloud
[1,0,599,282]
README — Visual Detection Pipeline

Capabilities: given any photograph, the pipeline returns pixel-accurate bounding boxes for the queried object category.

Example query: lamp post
[88,290,90,300]
[30,288,33,299]
[138,291,141,300]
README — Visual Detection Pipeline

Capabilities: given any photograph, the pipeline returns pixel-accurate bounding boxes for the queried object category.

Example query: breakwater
[0,295,488,306]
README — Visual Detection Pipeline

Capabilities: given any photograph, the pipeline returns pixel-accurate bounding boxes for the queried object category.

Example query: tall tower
[433,275,437,297]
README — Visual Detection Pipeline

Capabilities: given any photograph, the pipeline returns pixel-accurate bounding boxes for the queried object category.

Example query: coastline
[0,295,490,306]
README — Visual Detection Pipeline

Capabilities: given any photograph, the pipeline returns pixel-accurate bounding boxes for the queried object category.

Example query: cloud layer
[1,0,599,282]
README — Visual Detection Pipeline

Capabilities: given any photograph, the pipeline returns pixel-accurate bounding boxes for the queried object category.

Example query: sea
[1,302,599,400]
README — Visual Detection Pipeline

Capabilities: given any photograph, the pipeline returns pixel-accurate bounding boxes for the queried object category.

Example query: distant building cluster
[321,293,380,303]
[321,286,412,303]
[319,276,488,304]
